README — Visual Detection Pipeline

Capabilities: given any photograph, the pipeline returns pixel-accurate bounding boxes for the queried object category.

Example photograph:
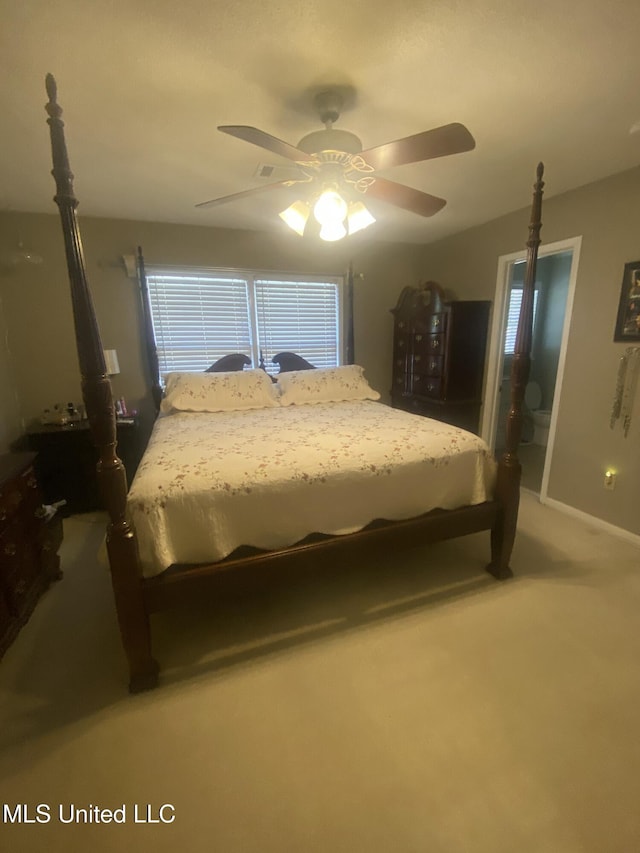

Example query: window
[145,267,343,375]
[504,286,539,355]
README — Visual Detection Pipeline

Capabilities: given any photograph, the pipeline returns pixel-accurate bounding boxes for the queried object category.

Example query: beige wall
[419,165,640,536]
[0,211,424,447]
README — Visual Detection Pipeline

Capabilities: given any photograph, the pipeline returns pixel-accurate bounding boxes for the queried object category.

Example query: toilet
[524,382,552,447]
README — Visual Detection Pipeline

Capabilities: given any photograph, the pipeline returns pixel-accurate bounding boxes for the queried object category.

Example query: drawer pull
[415,334,423,342]
[433,317,440,327]
[3,543,17,557]
[431,339,440,349]
[414,355,422,363]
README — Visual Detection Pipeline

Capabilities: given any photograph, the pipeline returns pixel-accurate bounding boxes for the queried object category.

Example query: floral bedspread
[127,401,497,577]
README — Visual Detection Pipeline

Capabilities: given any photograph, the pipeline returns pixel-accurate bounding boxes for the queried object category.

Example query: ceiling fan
[196,90,476,240]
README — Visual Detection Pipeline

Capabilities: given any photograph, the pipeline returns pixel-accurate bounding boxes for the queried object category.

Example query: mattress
[127,400,497,577]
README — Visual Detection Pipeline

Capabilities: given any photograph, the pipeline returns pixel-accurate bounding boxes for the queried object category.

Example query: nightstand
[26,419,142,514]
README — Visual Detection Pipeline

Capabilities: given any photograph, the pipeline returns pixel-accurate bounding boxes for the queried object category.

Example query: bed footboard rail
[487,162,544,579]
[45,75,158,691]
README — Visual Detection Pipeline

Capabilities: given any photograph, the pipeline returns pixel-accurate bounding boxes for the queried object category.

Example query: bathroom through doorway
[481,237,581,498]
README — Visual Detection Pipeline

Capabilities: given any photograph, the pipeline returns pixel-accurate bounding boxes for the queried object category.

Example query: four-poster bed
[44,75,544,692]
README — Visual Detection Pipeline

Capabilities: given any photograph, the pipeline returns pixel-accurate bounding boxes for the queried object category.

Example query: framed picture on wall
[614,260,640,341]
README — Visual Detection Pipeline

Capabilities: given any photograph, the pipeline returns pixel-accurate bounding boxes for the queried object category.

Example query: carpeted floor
[1,493,640,852]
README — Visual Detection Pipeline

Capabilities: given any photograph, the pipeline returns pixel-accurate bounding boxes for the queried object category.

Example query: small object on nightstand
[46,402,82,426]
[66,402,81,423]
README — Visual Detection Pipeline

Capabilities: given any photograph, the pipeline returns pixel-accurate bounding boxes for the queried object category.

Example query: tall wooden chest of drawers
[0,453,63,658]
[390,282,491,434]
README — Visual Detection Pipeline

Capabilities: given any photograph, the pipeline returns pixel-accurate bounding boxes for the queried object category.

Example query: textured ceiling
[2,0,640,244]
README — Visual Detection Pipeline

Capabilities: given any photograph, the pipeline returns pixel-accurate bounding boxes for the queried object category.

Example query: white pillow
[276,365,380,406]
[160,369,279,414]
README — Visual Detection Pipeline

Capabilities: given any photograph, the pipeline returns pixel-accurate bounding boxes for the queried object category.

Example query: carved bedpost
[487,162,544,580]
[136,246,163,412]
[345,262,355,365]
[45,75,159,690]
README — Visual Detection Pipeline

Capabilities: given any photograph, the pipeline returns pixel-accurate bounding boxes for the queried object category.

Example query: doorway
[481,237,582,498]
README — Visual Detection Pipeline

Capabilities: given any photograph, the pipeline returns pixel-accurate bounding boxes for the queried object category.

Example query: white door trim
[481,236,582,501]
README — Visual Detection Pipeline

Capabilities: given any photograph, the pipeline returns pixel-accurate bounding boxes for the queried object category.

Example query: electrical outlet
[604,470,617,490]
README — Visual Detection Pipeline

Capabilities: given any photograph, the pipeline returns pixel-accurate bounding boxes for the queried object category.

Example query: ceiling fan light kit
[347,201,376,235]
[278,200,310,236]
[280,191,377,241]
[319,221,347,242]
[198,89,476,242]
[313,188,348,225]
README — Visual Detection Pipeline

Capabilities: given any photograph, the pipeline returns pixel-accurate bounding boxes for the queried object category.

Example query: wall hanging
[610,346,640,436]
[614,260,640,341]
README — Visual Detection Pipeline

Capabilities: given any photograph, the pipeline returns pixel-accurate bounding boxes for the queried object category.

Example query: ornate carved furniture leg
[487,163,544,580]
[45,75,159,691]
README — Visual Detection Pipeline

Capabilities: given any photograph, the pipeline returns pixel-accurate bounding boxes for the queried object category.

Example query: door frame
[480,235,582,499]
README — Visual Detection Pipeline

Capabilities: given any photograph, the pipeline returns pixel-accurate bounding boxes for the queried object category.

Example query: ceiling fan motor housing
[297,90,363,156]
[296,128,363,156]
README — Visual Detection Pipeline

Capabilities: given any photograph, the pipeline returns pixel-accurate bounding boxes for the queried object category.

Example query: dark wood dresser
[0,453,63,658]
[391,281,491,434]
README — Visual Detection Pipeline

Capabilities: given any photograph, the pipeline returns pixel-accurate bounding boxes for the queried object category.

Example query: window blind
[504,288,539,355]
[145,267,343,375]
[255,278,340,372]
[146,272,252,373]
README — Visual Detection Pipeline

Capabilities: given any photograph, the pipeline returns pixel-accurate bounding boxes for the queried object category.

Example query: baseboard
[542,496,640,548]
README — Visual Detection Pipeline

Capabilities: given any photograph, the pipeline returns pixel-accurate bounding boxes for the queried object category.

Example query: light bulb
[319,222,347,242]
[313,190,348,226]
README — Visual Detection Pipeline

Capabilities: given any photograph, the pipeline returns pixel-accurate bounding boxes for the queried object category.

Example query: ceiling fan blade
[195,180,302,209]
[218,126,311,163]
[359,123,475,172]
[364,177,447,217]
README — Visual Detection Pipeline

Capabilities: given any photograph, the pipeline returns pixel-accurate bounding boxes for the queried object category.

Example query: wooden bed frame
[44,75,544,692]
[205,351,317,376]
